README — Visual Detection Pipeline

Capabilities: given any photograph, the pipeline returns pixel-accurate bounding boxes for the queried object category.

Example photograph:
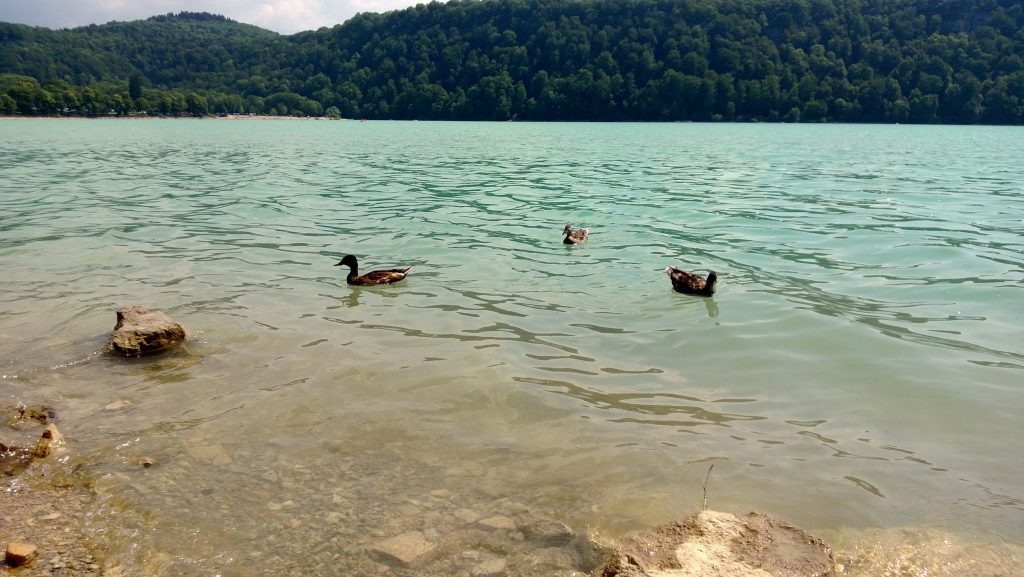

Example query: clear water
[2,119,1022,575]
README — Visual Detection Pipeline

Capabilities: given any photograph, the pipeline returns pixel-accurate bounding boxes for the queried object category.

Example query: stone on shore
[109,305,186,357]
[594,510,835,577]
[32,424,64,459]
[5,541,38,567]
[369,531,435,567]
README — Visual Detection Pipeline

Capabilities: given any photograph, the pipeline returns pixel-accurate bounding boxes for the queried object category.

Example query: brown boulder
[109,305,186,357]
[594,510,834,577]
[5,541,38,567]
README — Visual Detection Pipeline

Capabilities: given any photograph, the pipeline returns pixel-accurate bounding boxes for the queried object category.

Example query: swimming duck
[665,266,717,296]
[563,224,589,245]
[334,254,412,285]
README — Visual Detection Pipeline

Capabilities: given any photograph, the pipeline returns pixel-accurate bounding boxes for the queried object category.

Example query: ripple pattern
[2,119,1022,573]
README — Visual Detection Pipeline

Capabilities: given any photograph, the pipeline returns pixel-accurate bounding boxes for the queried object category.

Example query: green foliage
[1,2,1022,123]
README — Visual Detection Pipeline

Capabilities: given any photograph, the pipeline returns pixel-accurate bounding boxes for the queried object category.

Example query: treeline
[1,0,1022,123]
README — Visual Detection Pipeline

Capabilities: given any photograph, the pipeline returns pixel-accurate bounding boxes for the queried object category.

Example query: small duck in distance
[563,224,589,245]
[665,266,717,296]
[334,254,412,286]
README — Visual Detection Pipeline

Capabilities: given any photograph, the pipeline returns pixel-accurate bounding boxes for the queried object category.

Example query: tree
[185,92,209,116]
[1,0,1022,123]
[129,73,143,100]
[0,93,16,113]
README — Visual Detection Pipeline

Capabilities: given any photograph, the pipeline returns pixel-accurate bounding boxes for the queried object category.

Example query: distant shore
[0,114,345,121]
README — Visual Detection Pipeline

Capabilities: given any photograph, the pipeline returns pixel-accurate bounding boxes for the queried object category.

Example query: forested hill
[1,0,1022,123]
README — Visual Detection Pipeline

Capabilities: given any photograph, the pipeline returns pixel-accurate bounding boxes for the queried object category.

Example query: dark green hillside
[2,1,1022,123]
[1,13,283,85]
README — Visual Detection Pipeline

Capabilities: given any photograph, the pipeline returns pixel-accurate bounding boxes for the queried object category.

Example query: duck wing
[666,267,707,294]
[564,228,589,244]
[352,267,412,285]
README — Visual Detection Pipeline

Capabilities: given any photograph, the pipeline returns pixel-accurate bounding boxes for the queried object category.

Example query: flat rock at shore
[594,510,835,577]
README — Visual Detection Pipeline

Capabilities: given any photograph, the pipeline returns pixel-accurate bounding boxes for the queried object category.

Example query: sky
[0,0,427,35]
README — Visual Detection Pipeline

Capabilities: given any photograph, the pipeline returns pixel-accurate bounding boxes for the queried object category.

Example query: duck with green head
[335,255,412,285]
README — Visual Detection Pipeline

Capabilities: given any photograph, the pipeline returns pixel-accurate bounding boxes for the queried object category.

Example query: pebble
[103,400,132,412]
[454,508,481,523]
[478,515,516,531]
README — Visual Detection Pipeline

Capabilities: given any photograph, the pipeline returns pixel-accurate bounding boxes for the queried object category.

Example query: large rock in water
[109,305,186,357]
[595,510,834,577]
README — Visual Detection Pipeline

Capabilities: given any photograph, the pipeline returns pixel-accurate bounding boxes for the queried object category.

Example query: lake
[2,118,1022,576]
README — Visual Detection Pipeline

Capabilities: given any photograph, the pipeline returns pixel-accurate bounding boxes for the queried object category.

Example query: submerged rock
[109,305,186,357]
[5,541,38,567]
[3,405,57,430]
[594,510,835,577]
[0,424,64,476]
[370,531,435,567]
[0,441,34,476]
[522,519,576,546]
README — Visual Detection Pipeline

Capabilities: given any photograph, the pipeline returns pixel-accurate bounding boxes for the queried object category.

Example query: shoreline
[1,473,100,576]
[0,114,343,121]
[4,458,1022,575]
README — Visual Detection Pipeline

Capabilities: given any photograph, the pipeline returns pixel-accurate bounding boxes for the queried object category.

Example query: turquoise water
[2,119,1022,575]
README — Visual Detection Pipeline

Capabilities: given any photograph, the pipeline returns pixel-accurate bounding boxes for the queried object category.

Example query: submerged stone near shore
[5,541,38,567]
[594,510,835,577]
[1,405,65,476]
[3,405,57,430]
[109,305,186,357]
[369,531,436,567]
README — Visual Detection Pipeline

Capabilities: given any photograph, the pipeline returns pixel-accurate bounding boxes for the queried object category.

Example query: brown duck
[563,224,589,245]
[665,266,717,296]
[335,254,412,285]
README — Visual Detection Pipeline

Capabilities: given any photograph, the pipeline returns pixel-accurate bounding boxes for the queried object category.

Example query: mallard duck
[563,224,589,245]
[665,266,717,296]
[334,254,412,286]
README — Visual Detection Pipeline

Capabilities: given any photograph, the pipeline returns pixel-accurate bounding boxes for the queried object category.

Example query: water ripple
[2,120,1022,569]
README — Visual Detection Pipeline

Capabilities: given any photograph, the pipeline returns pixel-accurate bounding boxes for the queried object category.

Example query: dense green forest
[2,0,1022,123]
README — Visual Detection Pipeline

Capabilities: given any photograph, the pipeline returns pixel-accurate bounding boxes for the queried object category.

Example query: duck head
[706,271,718,295]
[335,254,357,268]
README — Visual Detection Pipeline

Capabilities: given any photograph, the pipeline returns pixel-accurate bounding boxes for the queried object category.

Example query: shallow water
[2,119,1023,575]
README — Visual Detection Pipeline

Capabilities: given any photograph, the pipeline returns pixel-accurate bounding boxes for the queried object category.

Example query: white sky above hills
[0,0,426,34]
